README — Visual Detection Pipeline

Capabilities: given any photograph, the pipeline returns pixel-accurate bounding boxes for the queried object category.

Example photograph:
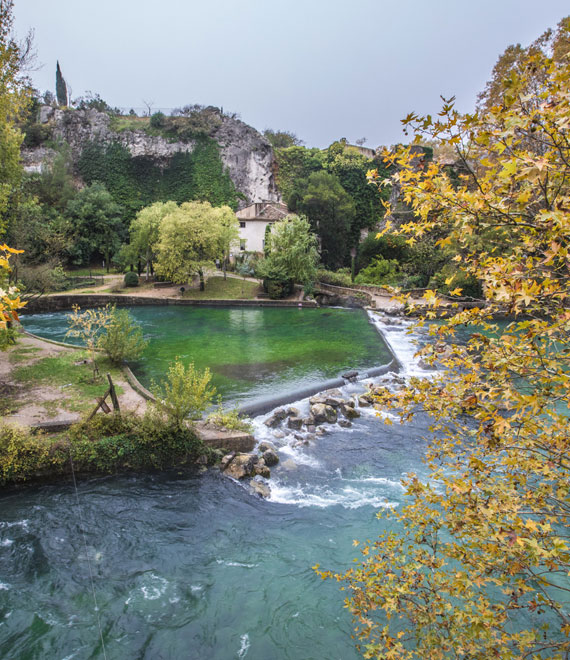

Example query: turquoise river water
[1,308,432,659]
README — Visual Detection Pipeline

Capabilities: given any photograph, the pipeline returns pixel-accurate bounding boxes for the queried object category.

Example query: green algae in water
[22,306,392,405]
[125,306,391,404]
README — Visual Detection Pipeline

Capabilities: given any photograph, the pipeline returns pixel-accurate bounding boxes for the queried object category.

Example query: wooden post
[107,373,120,413]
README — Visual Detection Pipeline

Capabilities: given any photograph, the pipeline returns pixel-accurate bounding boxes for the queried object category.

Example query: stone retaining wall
[23,294,318,314]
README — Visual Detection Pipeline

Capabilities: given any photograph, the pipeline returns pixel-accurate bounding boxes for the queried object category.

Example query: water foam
[268,481,397,510]
[368,311,434,378]
[237,633,250,658]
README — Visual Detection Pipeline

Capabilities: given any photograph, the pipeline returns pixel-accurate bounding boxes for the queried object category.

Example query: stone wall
[23,294,318,314]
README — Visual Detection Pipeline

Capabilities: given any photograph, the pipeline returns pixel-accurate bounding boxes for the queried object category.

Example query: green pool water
[22,305,392,406]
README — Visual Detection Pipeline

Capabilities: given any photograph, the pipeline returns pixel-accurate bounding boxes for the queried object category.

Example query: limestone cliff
[21,106,280,208]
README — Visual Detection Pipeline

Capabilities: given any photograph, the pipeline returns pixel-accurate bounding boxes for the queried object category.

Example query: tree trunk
[145,247,150,281]
[199,269,205,291]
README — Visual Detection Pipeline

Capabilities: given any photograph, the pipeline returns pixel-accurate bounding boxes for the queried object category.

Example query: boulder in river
[358,394,373,407]
[223,453,258,479]
[262,449,279,467]
[338,419,352,428]
[264,409,287,427]
[340,404,360,419]
[286,407,300,417]
[287,416,303,430]
[311,403,337,424]
[254,459,271,478]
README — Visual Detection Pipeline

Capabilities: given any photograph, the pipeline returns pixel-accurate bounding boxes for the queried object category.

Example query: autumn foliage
[318,21,570,660]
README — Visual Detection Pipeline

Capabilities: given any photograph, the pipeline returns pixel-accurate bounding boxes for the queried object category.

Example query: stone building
[235,202,289,253]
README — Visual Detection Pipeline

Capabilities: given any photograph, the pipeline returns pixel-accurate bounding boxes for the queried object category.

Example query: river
[1,310,432,659]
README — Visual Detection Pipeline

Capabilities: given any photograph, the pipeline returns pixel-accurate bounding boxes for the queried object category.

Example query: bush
[97,306,148,364]
[316,268,352,287]
[150,358,216,427]
[0,413,211,486]
[123,271,139,287]
[355,257,400,286]
[150,111,166,128]
[18,261,68,293]
[430,266,483,299]
[206,400,253,433]
[263,276,294,299]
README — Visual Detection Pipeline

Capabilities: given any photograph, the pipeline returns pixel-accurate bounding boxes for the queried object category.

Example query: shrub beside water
[123,271,139,287]
[0,413,210,486]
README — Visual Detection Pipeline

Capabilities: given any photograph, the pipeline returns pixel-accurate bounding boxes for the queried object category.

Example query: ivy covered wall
[78,137,238,220]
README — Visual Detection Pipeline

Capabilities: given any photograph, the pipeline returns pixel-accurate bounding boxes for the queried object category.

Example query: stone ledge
[194,422,255,453]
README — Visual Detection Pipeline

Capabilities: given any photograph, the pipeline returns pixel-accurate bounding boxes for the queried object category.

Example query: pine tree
[55,60,67,106]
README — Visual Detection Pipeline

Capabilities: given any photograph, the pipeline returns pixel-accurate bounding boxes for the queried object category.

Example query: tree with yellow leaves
[318,21,570,660]
[0,243,24,348]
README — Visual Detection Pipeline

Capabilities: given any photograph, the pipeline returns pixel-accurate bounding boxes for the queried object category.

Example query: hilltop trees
[319,19,570,660]
[55,61,68,106]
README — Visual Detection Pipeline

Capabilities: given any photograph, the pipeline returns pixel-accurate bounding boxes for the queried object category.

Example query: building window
[239,221,246,228]
[240,239,246,251]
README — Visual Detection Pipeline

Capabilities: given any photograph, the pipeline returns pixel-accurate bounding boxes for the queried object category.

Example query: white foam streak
[268,481,397,510]
[238,633,250,658]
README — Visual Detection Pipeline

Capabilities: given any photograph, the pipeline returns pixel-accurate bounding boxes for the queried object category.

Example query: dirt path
[1,332,147,428]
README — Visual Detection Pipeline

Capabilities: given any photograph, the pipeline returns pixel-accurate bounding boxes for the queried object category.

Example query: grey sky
[14,0,569,149]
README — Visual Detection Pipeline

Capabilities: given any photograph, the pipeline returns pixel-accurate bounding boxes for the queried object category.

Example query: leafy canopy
[258,214,319,285]
[154,200,238,286]
[319,21,570,660]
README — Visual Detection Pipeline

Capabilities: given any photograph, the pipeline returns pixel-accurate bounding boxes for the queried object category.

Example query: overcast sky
[14,1,569,149]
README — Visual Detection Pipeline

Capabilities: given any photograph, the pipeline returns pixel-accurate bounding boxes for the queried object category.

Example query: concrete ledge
[194,422,255,453]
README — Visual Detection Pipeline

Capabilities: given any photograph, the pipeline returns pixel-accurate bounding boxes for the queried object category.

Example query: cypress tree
[55,61,68,106]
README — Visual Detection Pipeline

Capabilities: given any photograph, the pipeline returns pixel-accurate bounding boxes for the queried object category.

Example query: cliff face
[21,106,280,208]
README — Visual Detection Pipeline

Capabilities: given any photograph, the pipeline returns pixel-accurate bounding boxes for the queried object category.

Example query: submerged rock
[281,459,298,470]
[250,480,271,498]
[258,441,277,453]
[338,419,352,428]
[264,409,287,427]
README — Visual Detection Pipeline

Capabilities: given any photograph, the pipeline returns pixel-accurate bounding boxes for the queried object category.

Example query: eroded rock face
[24,106,280,207]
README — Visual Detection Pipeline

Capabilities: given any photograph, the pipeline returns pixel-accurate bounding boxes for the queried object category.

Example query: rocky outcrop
[22,106,280,208]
